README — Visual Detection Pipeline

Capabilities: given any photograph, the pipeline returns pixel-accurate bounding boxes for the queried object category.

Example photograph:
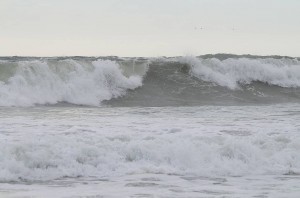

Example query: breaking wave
[179,56,300,89]
[0,59,147,106]
[0,55,299,107]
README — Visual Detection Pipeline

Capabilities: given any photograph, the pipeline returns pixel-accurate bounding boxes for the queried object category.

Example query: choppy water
[1,105,300,197]
[0,55,300,197]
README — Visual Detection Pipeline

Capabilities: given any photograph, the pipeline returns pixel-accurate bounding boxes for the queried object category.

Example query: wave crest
[0,59,144,106]
[0,56,300,107]
[179,56,300,89]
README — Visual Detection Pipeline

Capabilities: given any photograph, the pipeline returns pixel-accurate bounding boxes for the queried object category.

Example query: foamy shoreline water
[0,105,300,197]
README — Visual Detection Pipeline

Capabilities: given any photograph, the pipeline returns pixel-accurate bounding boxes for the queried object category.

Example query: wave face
[0,55,299,107]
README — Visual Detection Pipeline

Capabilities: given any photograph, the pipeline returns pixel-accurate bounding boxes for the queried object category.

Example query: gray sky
[1,0,300,57]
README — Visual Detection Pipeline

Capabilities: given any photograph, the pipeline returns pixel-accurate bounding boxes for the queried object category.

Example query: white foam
[179,56,300,89]
[0,59,144,106]
[1,125,299,182]
[0,105,299,182]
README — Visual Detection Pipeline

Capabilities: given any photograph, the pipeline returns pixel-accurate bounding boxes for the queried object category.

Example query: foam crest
[0,133,299,182]
[0,59,144,106]
[179,56,300,89]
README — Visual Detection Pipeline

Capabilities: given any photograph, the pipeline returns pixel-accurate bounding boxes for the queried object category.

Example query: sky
[0,0,300,57]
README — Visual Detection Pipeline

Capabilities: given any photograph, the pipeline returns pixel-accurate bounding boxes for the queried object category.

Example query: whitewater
[0,55,300,198]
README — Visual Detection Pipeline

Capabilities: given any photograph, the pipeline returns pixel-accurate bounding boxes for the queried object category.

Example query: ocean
[0,55,300,197]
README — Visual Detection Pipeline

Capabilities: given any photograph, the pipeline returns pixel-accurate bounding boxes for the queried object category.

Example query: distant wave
[0,55,299,107]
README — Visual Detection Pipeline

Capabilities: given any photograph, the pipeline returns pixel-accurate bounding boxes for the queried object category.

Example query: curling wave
[0,59,147,106]
[179,56,300,89]
[0,55,299,107]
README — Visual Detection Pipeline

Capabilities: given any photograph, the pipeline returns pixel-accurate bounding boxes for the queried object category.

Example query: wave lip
[0,59,145,107]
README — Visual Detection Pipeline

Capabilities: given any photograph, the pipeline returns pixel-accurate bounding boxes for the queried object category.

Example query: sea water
[0,55,300,197]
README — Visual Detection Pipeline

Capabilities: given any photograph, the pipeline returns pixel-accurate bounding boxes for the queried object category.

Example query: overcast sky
[1,0,300,57]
